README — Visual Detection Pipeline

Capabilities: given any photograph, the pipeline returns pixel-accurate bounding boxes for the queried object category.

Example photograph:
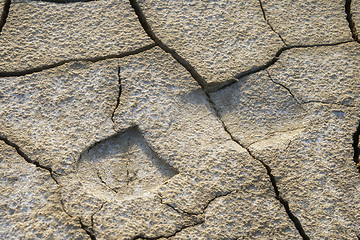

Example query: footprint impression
[72,126,178,202]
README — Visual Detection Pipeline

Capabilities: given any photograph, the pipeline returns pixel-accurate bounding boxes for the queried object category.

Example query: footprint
[77,126,178,201]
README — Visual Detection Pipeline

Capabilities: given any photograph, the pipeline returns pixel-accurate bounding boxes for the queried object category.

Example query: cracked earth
[0,0,360,239]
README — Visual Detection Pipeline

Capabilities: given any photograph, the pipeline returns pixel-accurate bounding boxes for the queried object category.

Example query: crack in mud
[0,43,156,77]
[266,70,300,103]
[352,120,360,172]
[128,0,312,238]
[266,70,356,108]
[79,218,97,240]
[0,0,10,34]
[203,94,310,239]
[129,0,208,90]
[158,190,235,216]
[212,40,355,93]
[258,0,287,45]
[0,135,97,239]
[90,203,105,234]
[111,66,122,125]
[0,135,59,184]
[345,0,359,42]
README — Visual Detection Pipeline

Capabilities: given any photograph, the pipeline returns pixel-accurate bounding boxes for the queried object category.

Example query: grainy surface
[260,0,352,45]
[0,0,359,239]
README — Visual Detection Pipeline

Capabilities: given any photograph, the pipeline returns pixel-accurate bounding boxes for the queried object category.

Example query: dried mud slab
[0,0,152,73]
[137,0,284,87]
[260,0,352,45]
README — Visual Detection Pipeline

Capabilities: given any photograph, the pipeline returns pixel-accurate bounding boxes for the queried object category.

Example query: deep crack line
[0,43,156,77]
[352,120,360,172]
[258,0,287,45]
[345,0,359,42]
[129,0,208,91]
[0,0,10,34]
[0,135,59,184]
[204,93,310,240]
[111,66,122,124]
[79,218,97,240]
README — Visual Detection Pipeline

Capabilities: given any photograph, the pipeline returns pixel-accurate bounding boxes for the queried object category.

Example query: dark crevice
[0,43,156,78]
[128,0,208,91]
[131,219,205,240]
[258,0,287,45]
[345,0,359,42]
[0,135,59,184]
[0,0,11,34]
[79,218,97,240]
[211,40,354,93]
[277,197,309,239]
[352,120,360,172]
[111,66,122,124]
[203,93,310,240]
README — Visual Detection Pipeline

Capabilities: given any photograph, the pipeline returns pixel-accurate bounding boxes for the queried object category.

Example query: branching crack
[158,190,235,216]
[0,0,10,34]
[267,70,356,108]
[129,0,354,96]
[96,170,118,193]
[111,66,122,125]
[129,0,208,91]
[129,0,313,236]
[266,70,300,103]
[202,94,310,239]
[0,135,98,238]
[0,135,59,184]
[212,40,355,93]
[345,0,359,42]
[147,191,236,239]
[258,0,287,45]
[352,120,360,172]
[0,43,156,77]
[79,218,97,240]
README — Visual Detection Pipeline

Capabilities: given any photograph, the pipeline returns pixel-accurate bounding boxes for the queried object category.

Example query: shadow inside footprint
[77,126,178,200]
